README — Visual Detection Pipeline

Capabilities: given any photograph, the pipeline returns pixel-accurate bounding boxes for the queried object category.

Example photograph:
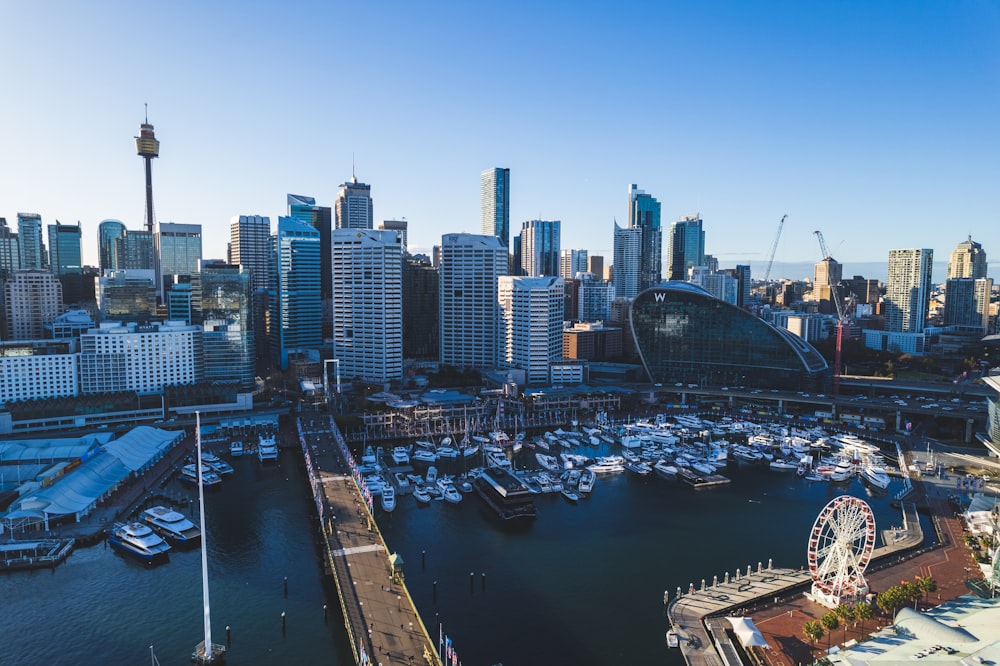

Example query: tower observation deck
[135,112,159,234]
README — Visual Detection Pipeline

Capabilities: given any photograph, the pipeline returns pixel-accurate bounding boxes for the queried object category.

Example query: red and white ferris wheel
[807,495,876,607]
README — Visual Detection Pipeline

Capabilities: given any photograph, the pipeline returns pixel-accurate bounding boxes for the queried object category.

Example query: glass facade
[98,219,126,271]
[192,262,254,389]
[631,282,829,389]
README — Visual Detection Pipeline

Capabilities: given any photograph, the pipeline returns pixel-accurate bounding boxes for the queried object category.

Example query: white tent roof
[103,426,181,470]
[727,617,770,648]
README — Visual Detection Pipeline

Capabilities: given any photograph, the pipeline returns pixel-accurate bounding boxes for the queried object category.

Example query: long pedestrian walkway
[297,417,440,666]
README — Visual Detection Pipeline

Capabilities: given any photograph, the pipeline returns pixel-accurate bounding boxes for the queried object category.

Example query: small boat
[461,443,480,458]
[180,464,222,488]
[229,440,244,457]
[578,468,596,493]
[108,521,171,563]
[141,506,201,546]
[393,472,411,490]
[391,446,410,465]
[412,449,438,463]
[436,446,459,460]
[535,453,561,472]
[769,458,798,472]
[561,489,579,503]
[257,434,279,464]
[624,460,652,476]
[437,478,462,503]
[486,451,511,468]
[381,485,396,512]
[667,631,680,648]
[413,485,431,505]
[653,460,678,480]
[202,454,234,475]
[425,466,438,484]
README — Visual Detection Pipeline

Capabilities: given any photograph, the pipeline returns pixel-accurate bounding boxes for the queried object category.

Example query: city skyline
[1,2,998,280]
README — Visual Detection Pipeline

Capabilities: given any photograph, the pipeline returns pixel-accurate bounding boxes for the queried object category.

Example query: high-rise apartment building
[288,195,333,300]
[229,215,272,293]
[192,261,255,390]
[947,236,987,280]
[576,273,613,322]
[439,233,508,369]
[734,265,751,308]
[17,213,46,270]
[666,215,704,282]
[0,218,20,281]
[335,176,373,230]
[403,255,439,360]
[157,222,202,295]
[944,277,992,332]
[629,184,662,290]
[98,220,126,271]
[480,167,510,247]
[3,269,63,340]
[612,221,642,299]
[587,255,604,282]
[885,248,933,333]
[331,229,403,383]
[519,220,560,277]
[497,276,564,384]
[271,217,322,370]
[560,249,588,280]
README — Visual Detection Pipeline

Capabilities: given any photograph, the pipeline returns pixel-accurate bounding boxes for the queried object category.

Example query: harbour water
[0,439,922,665]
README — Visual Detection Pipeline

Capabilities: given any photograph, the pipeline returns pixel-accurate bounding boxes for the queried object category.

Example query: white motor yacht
[860,465,891,489]
[578,468,596,493]
[381,485,396,512]
[141,506,201,546]
[108,521,172,563]
[653,460,678,480]
[257,434,279,464]
[413,485,431,505]
[587,456,625,474]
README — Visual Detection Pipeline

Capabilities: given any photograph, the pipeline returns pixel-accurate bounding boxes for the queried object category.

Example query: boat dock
[0,538,75,571]
[296,417,440,666]
[666,501,924,665]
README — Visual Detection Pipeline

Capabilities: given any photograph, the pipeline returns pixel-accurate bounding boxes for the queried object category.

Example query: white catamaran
[192,412,226,664]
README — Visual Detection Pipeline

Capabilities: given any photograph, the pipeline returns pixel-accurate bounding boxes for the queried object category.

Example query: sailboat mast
[196,412,214,656]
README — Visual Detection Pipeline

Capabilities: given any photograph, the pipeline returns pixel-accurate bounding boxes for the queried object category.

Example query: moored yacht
[141,506,202,546]
[578,468,596,493]
[860,464,891,489]
[180,464,222,488]
[653,460,678,480]
[257,434,279,464]
[381,485,397,512]
[587,456,625,474]
[391,446,410,465]
[229,440,244,457]
[108,521,172,563]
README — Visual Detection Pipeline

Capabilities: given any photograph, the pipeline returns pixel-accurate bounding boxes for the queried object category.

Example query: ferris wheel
[807,495,876,608]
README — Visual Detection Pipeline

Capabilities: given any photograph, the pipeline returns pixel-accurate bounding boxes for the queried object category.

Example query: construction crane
[814,229,847,393]
[762,214,788,283]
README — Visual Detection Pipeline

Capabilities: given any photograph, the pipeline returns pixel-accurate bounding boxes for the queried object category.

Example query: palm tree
[821,612,840,650]
[855,601,874,637]
[803,620,825,650]
[834,603,854,642]
[916,576,938,607]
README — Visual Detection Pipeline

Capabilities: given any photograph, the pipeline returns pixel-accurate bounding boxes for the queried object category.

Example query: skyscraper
[157,222,202,295]
[497,276,564,383]
[47,221,82,276]
[628,184,662,290]
[98,219,126,271]
[288,195,333,298]
[944,277,992,332]
[560,249,588,280]
[885,248,933,333]
[378,220,408,254]
[335,176,373,230]
[17,213,46,270]
[519,220,560,277]
[0,218,21,281]
[612,221,642,299]
[947,236,987,279]
[331,229,403,383]
[115,229,156,271]
[439,233,508,369]
[192,260,255,389]
[666,215,704,281]
[480,167,510,247]
[271,217,322,370]
[96,270,158,324]
[403,255,439,360]
[229,215,272,293]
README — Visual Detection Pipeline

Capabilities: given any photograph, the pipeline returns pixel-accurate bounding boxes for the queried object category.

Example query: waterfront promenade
[296,416,440,666]
[667,449,984,666]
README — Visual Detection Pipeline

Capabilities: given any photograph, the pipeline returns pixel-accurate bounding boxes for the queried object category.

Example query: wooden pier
[297,417,440,666]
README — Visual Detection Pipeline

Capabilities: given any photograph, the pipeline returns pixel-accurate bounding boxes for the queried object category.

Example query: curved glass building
[630,282,829,390]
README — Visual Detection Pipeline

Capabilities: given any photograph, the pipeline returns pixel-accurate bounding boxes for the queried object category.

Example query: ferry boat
[257,434,279,464]
[472,466,537,520]
[108,521,172,563]
[229,440,244,457]
[141,506,202,546]
[180,464,223,488]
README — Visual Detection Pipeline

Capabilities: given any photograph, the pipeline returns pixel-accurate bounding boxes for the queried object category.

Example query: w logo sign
[654,293,666,302]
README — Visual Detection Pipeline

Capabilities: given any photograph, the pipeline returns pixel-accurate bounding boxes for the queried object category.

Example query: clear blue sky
[1,1,998,281]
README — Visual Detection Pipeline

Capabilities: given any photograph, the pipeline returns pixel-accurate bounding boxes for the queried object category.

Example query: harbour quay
[296,415,441,666]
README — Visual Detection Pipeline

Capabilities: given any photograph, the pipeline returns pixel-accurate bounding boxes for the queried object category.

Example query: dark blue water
[0,454,352,666]
[380,452,908,666]
[0,443,909,666]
